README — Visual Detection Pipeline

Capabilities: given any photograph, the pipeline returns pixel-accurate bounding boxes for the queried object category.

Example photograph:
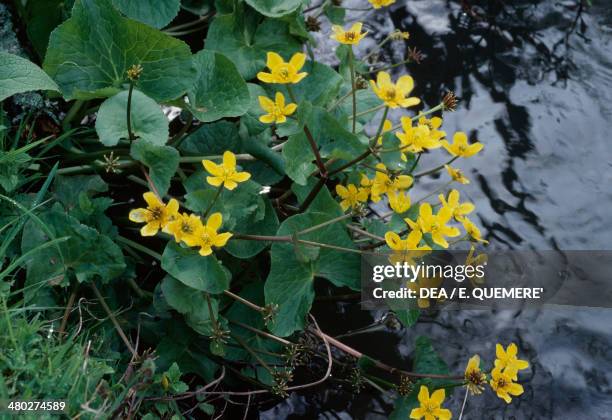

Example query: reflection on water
[264,1,612,418]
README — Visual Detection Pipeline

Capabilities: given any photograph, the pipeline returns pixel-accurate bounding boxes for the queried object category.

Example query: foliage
[0,0,530,418]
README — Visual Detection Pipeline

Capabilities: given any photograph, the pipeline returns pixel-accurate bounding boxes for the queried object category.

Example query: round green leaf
[112,0,180,28]
[95,90,169,147]
[188,50,250,122]
[0,52,59,101]
[43,0,196,101]
[130,140,179,196]
[244,0,303,17]
[161,242,230,294]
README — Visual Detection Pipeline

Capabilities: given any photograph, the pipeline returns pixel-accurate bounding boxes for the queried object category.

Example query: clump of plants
[0,0,529,417]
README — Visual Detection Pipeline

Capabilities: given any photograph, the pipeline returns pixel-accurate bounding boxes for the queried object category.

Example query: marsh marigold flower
[462,217,488,244]
[408,274,444,308]
[490,366,524,403]
[396,116,444,154]
[495,343,529,380]
[445,165,469,184]
[441,132,483,158]
[370,71,420,109]
[410,386,452,420]
[406,203,460,249]
[368,0,396,9]
[370,163,413,202]
[258,92,297,124]
[202,151,251,190]
[335,183,368,211]
[330,22,368,45]
[385,230,431,265]
[129,192,179,237]
[195,212,232,256]
[464,355,487,395]
[387,190,411,213]
[438,189,475,222]
[257,52,308,84]
[164,212,202,246]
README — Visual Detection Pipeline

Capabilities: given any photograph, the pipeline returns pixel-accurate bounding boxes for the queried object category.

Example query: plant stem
[203,185,223,218]
[115,235,163,261]
[127,82,135,141]
[349,48,357,133]
[59,285,78,338]
[286,85,327,177]
[223,290,264,313]
[298,177,326,212]
[232,334,275,375]
[348,104,386,120]
[62,100,85,129]
[90,282,137,358]
[414,156,458,178]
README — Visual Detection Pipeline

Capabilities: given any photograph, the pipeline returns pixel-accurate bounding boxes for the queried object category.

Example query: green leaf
[244,0,303,17]
[161,275,205,315]
[112,0,180,28]
[23,0,72,59]
[96,90,169,146]
[188,50,250,122]
[0,52,59,101]
[224,197,279,259]
[43,0,196,101]
[161,241,230,294]
[205,10,301,79]
[264,212,359,337]
[21,204,125,290]
[130,140,179,196]
[281,133,315,186]
[179,120,240,156]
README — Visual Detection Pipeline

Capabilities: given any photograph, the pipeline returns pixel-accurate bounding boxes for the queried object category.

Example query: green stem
[115,235,162,261]
[298,177,326,212]
[362,35,393,63]
[127,83,135,141]
[62,100,85,130]
[1,295,16,349]
[203,185,223,218]
[232,334,275,374]
[409,153,422,174]
[414,156,459,179]
[348,104,386,120]
[349,48,357,133]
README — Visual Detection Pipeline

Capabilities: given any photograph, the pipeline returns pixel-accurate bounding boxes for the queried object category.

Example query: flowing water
[264,1,612,418]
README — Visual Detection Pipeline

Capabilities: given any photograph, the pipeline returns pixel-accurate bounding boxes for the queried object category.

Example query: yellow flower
[257,52,308,84]
[466,245,487,286]
[495,343,529,380]
[129,192,179,237]
[335,183,368,211]
[368,0,396,9]
[461,217,488,244]
[445,165,470,184]
[410,386,452,420]
[258,92,297,124]
[330,22,368,45]
[194,212,232,256]
[370,71,420,109]
[418,114,446,141]
[406,203,460,249]
[438,189,475,222]
[490,366,524,404]
[164,212,202,246]
[441,132,483,157]
[376,119,393,145]
[387,190,411,213]
[384,229,431,265]
[464,355,487,395]
[370,163,413,202]
[408,274,444,308]
[395,116,443,154]
[360,174,373,198]
[202,151,251,190]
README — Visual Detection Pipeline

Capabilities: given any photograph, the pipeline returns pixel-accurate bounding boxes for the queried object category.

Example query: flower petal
[223,150,236,169]
[143,191,161,208]
[140,222,159,236]
[258,95,275,112]
[207,212,223,231]
[397,75,414,95]
[266,51,284,69]
[289,52,306,71]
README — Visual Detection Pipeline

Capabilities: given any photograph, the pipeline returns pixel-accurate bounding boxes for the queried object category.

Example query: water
[264,1,612,418]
